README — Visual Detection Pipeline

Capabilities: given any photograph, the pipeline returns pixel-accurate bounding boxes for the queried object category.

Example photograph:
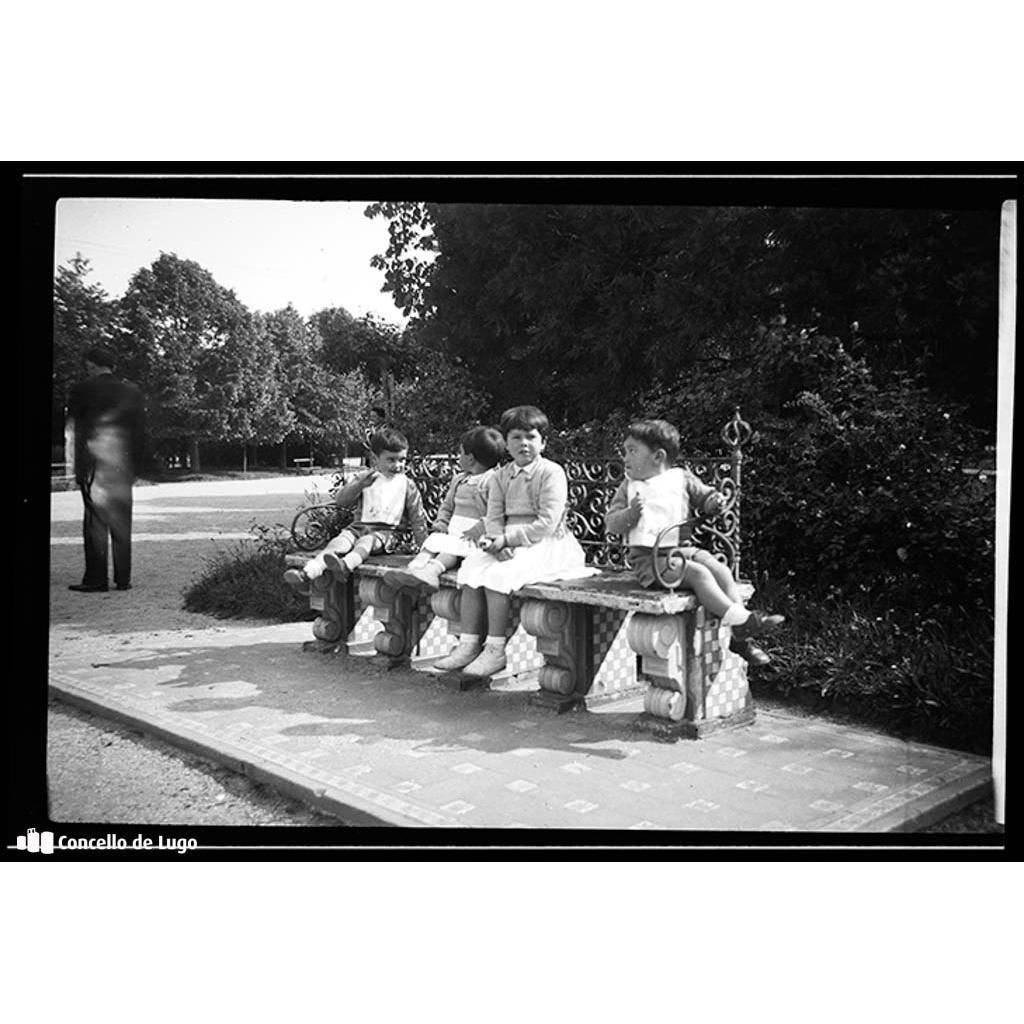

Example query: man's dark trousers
[68,371,144,590]
[79,429,134,588]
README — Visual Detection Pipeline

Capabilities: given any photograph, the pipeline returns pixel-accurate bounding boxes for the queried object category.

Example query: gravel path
[48,474,340,824]
[48,697,339,826]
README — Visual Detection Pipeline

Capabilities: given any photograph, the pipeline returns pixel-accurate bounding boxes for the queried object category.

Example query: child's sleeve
[686,470,723,514]
[404,480,429,547]
[604,480,637,535]
[484,470,507,539]
[334,472,370,508]
[504,462,568,547]
[432,475,460,534]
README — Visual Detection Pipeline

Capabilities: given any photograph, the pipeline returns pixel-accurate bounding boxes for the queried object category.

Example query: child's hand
[495,546,516,561]
[461,521,486,544]
[629,493,645,521]
[478,533,507,553]
[703,492,726,516]
[361,470,378,487]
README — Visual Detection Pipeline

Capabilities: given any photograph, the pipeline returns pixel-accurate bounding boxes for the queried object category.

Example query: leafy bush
[596,325,996,753]
[750,583,993,754]
[182,521,315,622]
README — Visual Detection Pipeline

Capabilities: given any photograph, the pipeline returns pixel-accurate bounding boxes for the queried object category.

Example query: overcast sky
[54,198,407,324]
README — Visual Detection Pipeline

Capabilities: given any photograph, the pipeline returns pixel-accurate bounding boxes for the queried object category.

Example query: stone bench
[285,409,756,739]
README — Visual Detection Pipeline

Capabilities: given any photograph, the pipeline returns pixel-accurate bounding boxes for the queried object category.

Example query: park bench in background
[285,410,756,739]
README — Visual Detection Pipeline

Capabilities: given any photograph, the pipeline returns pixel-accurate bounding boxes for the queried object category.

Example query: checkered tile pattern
[695,607,749,719]
[408,590,545,680]
[412,604,453,662]
[499,597,545,679]
[589,607,639,699]
[348,591,383,650]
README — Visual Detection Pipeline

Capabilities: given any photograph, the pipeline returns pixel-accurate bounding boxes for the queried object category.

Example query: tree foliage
[52,255,117,437]
[366,203,1000,431]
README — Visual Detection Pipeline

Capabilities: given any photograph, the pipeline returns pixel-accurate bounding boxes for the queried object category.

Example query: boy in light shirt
[284,428,427,595]
[604,419,784,666]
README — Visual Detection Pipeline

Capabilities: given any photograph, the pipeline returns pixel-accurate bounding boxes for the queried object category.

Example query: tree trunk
[242,444,248,474]
[279,441,287,471]
[189,439,201,474]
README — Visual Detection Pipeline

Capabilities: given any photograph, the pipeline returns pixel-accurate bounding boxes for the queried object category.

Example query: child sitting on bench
[383,425,505,594]
[284,427,427,595]
[605,418,784,666]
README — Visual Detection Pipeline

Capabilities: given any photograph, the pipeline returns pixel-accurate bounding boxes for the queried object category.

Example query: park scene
[48,197,1008,837]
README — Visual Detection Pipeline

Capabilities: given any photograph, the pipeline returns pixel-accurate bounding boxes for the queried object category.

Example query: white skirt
[456,532,599,594]
[423,514,480,558]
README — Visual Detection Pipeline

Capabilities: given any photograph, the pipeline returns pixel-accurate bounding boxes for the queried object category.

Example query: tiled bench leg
[304,576,355,653]
[359,577,416,666]
[627,610,755,739]
[521,599,590,713]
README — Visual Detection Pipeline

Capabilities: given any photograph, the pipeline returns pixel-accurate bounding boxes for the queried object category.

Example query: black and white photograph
[14,169,1013,854]
[5,7,1020,1020]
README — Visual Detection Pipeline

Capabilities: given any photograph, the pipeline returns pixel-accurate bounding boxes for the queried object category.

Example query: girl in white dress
[433,405,597,678]
[382,425,505,593]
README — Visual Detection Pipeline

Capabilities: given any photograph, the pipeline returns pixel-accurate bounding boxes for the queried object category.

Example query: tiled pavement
[48,619,993,833]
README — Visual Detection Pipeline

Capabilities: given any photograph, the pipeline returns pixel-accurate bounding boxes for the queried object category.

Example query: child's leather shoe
[432,639,483,673]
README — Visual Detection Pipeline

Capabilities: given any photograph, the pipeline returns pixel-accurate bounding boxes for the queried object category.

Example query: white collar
[511,458,540,478]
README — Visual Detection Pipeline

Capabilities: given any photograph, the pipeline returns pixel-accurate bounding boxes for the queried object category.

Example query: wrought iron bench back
[291,410,751,579]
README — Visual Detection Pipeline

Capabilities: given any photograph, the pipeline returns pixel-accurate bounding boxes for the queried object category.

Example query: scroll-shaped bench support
[521,599,589,713]
[359,576,416,666]
[627,608,755,739]
[302,573,354,654]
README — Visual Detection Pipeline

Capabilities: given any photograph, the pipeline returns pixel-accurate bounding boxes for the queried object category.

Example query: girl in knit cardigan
[432,405,597,678]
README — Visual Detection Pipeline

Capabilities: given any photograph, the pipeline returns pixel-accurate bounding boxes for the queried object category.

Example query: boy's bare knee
[682,561,711,585]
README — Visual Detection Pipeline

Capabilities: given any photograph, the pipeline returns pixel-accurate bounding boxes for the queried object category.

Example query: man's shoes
[115,583,132,591]
[68,582,108,593]
[431,639,483,673]
[732,610,785,639]
[383,562,444,593]
[729,635,771,667]
[461,642,508,679]
[323,552,352,579]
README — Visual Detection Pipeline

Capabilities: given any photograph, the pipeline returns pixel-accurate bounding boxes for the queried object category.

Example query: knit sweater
[432,469,493,533]
[485,457,569,548]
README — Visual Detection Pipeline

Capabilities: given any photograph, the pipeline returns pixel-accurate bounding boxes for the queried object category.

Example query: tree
[389,346,490,454]
[218,314,293,470]
[366,203,1000,432]
[116,253,253,472]
[52,255,117,444]
[365,201,437,318]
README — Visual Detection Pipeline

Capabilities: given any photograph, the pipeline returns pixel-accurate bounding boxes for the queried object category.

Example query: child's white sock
[342,552,362,572]
[409,551,432,569]
[721,603,750,627]
[484,634,506,647]
[459,633,482,646]
[305,560,324,580]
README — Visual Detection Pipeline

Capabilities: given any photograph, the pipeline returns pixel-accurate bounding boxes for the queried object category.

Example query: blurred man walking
[66,347,146,593]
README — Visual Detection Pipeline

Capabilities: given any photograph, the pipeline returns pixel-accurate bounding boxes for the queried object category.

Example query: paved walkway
[48,475,993,833]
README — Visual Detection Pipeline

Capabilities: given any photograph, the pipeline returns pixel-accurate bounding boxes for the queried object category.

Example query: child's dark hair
[369,427,409,455]
[460,426,505,469]
[499,405,550,438]
[625,419,680,463]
